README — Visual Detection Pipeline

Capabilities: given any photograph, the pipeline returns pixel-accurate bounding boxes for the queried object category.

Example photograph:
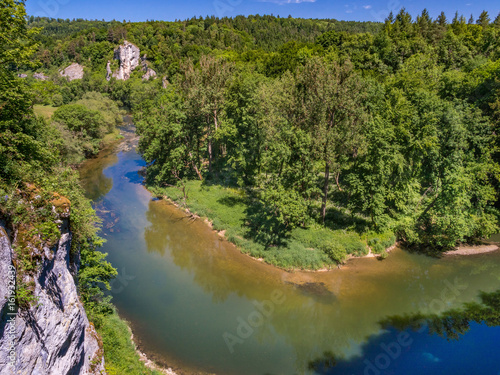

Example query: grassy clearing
[33,104,57,120]
[97,309,163,375]
[148,180,395,270]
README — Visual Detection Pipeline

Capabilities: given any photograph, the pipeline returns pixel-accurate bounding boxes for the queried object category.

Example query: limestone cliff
[0,205,105,374]
[112,40,140,81]
[108,41,157,81]
[60,63,84,81]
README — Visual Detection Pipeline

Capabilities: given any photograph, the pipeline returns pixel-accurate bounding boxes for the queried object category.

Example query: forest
[1,1,500,372]
[4,4,500,269]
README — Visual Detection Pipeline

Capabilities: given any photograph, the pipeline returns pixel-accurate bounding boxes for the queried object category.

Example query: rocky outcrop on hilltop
[108,42,157,81]
[60,63,84,81]
[0,194,105,374]
[111,40,140,80]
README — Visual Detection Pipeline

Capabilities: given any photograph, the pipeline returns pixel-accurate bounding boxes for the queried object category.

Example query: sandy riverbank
[444,244,499,256]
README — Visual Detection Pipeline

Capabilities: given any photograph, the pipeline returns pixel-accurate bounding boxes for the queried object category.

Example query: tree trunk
[208,139,213,173]
[321,162,330,224]
[207,115,213,173]
[335,171,342,191]
[189,151,203,180]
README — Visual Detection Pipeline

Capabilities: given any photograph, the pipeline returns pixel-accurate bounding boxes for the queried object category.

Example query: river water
[79,122,500,375]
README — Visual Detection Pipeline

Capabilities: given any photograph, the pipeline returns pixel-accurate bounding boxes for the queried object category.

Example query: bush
[52,93,63,107]
[367,231,396,254]
[319,241,347,264]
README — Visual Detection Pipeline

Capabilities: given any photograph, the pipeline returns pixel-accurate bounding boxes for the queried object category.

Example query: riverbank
[146,180,396,271]
[444,244,499,256]
[77,124,500,375]
[96,308,176,375]
[79,121,178,375]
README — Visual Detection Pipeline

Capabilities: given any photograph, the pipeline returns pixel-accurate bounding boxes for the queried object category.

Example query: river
[79,120,500,375]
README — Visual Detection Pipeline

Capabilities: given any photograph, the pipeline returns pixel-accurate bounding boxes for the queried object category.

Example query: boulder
[59,63,84,81]
[33,72,48,81]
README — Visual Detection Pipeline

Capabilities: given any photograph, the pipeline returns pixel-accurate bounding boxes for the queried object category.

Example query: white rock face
[60,63,84,81]
[142,66,157,81]
[33,72,49,81]
[162,76,169,89]
[113,40,140,80]
[0,220,105,375]
[106,61,112,81]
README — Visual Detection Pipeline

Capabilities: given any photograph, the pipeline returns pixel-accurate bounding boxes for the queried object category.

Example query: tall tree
[296,58,367,223]
[0,0,56,181]
[477,10,491,28]
[182,55,233,174]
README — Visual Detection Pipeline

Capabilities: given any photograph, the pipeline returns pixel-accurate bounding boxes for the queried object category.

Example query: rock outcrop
[141,65,157,81]
[17,73,27,79]
[33,72,49,81]
[162,76,169,89]
[141,54,157,81]
[106,61,112,81]
[60,63,84,81]
[108,42,157,81]
[112,40,140,81]
[0,210,105,373]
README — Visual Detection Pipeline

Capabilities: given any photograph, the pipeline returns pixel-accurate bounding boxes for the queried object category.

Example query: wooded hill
[15,9,500,266]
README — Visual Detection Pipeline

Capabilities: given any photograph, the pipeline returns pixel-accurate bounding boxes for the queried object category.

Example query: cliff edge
[0,201,105,374]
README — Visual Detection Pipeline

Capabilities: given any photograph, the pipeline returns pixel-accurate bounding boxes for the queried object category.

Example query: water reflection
[79,147,117,201]
[310,289,500,375]
[141,197,500,374]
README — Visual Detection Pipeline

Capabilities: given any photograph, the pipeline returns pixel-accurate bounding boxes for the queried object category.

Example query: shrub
[52,93,63,107]
[319,241,347,264]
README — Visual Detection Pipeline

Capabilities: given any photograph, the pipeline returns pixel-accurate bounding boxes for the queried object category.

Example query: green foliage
[16,280,38,308]
[97,309,163,375]
[366,231,396,254]
[12,10,500,267]
[259,182,309,230]
[48,92,121,162]
[34,220,61,247]
[53,104,104,138]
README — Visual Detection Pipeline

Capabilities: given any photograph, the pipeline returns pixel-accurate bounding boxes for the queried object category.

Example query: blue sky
[27,0,499,24]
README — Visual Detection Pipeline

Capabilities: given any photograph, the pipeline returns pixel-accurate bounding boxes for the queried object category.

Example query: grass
[101,128,124,146]
[149,180,396,270]
[33,104,57,120]
[97,309,163,375]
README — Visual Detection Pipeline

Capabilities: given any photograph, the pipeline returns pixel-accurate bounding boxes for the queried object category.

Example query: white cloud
[346,9,353,13]
[363,5,372,9]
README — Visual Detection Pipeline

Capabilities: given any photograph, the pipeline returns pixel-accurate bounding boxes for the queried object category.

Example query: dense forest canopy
[7,6,500,266]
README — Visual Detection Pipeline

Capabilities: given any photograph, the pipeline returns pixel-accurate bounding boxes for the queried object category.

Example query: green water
[79,123,500,375]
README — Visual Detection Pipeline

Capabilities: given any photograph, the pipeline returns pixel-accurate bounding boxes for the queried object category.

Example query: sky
[26,0,500,24]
